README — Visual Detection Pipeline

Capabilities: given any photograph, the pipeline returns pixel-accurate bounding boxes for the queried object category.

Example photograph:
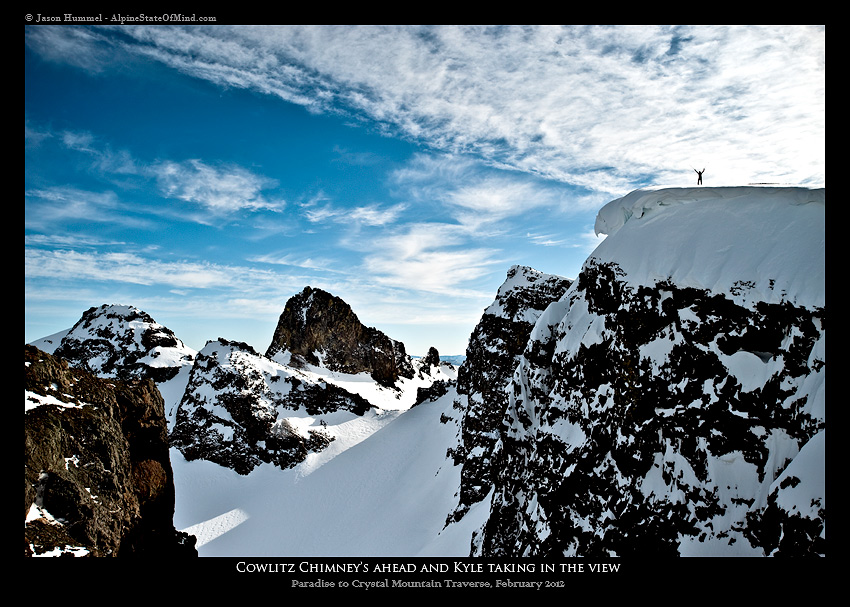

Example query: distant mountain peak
[51,304,195,382]
[266,286,414,387]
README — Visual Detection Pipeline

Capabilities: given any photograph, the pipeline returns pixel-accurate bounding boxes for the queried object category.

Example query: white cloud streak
[248,253,345,274]
[301,200,408,226]
[151,159,284,214]
[25,186,153,231]
[45,24,822,193]
[361,222,504,298]
[27,124,286,221]
[25,248,278,290]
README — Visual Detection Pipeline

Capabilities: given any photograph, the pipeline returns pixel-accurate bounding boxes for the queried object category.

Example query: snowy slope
[167,339,471,555]
[170,386,482,556]
[28,328,69,354]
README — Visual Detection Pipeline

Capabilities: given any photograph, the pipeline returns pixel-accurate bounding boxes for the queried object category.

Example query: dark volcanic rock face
[53,304,195,383]
[449,266,572,522]
[266,287,414,388]
[171,338,374,475]
[24,345,196,557]
[474,259,825,557]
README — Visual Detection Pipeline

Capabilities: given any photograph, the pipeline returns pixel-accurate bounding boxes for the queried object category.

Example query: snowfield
[170,386,484,556]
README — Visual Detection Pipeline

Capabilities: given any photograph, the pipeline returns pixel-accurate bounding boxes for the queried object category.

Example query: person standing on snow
[695,168,705,185]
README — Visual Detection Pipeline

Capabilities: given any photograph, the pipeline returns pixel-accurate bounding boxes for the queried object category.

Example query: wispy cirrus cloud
[25,118,52,147]
[445,178,566,230]
[151,159,284,215]
[361,222,504,298]
[24,25,119,72]
[248,252,345,274]
[347,152,584,296]
[300,199,407,227]
[390,152,588,233]
[57,129,140,175]
[31,24,821,193]
[25,248,280,291]
[527,228,606,252]
[27,123,286,220]
[25,186,154,231]
[25,233,129,249]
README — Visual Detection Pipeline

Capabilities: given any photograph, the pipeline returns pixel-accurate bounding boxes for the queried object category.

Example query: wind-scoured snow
[593,186,825,309]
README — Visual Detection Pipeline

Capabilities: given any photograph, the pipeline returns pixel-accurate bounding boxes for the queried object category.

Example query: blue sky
[25,25,825,356]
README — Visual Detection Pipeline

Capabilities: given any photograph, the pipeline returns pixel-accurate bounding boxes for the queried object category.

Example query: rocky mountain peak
[266,286,414,387]
[52,304,195,383]
[483,265,575,324]
[171,337,374,475]
[421,346,441,369]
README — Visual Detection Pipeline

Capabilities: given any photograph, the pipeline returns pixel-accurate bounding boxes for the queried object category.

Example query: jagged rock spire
[266,286,414,387]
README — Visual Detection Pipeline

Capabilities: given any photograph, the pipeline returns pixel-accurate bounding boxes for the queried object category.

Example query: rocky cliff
[472,187,825,557]
[25,187,825,558]
[266,286,415,387]
[449,266,572,522]
[25,345,196,557]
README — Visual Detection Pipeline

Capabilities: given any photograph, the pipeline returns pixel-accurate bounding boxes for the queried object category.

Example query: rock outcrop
[25,345,196,557]
[171,338,373,475]
[412,346,458,406]
[266,287,414,387]
[449,266,572,522]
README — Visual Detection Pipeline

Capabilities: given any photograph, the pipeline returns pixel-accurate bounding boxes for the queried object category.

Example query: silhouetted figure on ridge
[695,168,705,185]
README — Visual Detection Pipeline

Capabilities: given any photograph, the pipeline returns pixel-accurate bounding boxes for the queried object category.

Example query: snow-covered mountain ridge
[170,335,456,476]
[26,185,825,558]
[592,186,824,308]
[477,186,824,556]
[43,303,196,382]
